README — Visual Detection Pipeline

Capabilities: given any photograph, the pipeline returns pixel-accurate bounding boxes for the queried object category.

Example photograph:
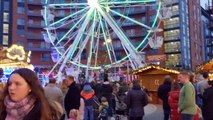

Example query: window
[3,24,9,34]
[81,49,86,60]
[113,41,121,48]
[150,49,158,54]
[28,42,33,47]
[29,19,34,24]
[17,19,25,25]
[17,26,25,36]
[4,1,9,11]
[165,54,181,66]
[17,7,25,14]
[41,53,51,61]
[3,35,9,45]
[17,41,24,46]
[115,52,122,60]
[150,4,156,10]
[141,17,146,24]
[18,0,24,2]
[164,42,180,52]
[3,12,9,22]
[59,10,65,16]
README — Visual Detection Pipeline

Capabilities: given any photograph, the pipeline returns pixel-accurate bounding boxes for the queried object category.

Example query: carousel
[0,44,33,82]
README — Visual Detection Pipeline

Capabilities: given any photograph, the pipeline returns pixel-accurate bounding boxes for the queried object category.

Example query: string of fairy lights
[132,65,180,75]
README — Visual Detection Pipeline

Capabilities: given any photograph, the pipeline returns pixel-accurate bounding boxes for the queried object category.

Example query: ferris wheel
[42,0,172,76]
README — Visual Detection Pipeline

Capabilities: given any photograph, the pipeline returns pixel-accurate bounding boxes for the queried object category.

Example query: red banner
[146,54,167,62]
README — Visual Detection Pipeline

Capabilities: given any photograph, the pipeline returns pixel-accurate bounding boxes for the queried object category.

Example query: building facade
[0,0,12,48]
[201,5,213,61]
[163,0,203,70]
[12,0,53,67]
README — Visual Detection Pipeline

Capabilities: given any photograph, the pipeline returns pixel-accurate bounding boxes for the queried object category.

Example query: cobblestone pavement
[144,104,164,120]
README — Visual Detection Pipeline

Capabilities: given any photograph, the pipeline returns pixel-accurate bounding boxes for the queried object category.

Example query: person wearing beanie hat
[81,83,95,120]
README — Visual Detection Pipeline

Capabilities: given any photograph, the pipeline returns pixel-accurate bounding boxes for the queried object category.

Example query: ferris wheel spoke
[96,5,146,68]
[73,26,93,62]
[58,8,94,72]
[98,12,113,64]
[49,7,89,27]
[94,22,101,67]
[55,13,87,46]
[102,17,117,62]
[87,10,97,68]
[109,8,152,30]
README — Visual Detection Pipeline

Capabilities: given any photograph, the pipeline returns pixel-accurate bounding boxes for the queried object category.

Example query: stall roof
[196,59,213,73]
[132,65,180,75]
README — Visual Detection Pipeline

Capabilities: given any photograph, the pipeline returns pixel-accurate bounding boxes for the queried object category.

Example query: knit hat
[82,83,93,93]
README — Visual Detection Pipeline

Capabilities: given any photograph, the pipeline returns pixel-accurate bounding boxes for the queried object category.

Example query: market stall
[132,65,180,104]
[196,59,213,79]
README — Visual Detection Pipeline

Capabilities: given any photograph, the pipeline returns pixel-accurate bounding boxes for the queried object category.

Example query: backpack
[99,104,108,117]
[115,94,127,111]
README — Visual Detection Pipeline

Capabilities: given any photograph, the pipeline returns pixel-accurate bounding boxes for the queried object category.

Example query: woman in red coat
[168,82,181,120]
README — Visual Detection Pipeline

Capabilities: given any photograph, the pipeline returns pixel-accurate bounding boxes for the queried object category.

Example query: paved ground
[144,104,164,120]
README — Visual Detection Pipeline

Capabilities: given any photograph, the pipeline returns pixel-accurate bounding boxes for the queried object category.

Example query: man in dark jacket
[64,76,80,116]
[127,79,148,120]
[157,75,172,120]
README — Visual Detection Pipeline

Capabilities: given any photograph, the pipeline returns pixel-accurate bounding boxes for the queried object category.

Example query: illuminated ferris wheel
[43,0,172,75]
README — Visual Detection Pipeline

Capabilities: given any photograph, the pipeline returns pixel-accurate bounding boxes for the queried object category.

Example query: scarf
[4,95,36,120]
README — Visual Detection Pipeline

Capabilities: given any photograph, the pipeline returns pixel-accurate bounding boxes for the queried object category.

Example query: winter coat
[203,87,213,120]
[100,82,113,99]
[64,82,81,115]
[126,84,148,117]
[168,91,180,120]
[1,100,41,120]
[81,90,95,106]
[178,82,197,115]
[157,83,171,111]
[44,83,64,106]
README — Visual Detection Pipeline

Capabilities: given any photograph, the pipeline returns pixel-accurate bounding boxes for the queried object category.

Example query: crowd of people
[0,68,212,120]
[0,68,148,120]
[157,71,213,120]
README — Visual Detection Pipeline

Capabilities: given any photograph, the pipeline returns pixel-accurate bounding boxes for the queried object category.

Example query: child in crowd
[68,109,79,120]
[98,97,109,120]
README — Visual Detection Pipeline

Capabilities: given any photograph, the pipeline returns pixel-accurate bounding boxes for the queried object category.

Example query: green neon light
[49,7,88,27]
[56,14,87,46]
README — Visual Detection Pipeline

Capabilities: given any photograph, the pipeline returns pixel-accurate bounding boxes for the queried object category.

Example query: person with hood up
[81,82,95,120]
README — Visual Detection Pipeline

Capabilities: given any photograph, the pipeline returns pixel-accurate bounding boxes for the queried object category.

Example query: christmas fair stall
[0,44,33,82]
[196,59,213,79]
[132,65,180,104]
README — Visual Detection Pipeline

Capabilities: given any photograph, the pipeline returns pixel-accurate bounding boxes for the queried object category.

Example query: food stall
[132,65,180,104]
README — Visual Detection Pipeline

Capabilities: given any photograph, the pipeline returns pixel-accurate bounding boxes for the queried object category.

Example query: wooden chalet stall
[196,59,213,79]
[132,65,180,104]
